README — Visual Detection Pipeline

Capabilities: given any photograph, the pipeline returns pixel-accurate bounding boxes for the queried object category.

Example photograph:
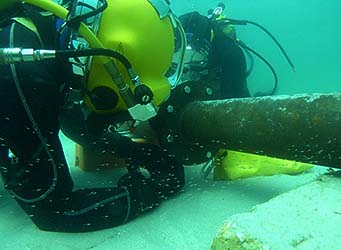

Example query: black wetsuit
[210,30,251,98]
[0,6,184,232]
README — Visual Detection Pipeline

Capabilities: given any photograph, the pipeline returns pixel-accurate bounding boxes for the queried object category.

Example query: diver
[176,7,251,99]
[0,0,184,232]
[173,3,296,99]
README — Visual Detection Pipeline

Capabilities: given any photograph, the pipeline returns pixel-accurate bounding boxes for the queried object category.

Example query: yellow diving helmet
[66,0,186,120]
[1,0,186,121]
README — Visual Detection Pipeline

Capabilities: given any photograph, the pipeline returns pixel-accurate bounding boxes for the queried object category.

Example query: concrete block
[211,174,341,250]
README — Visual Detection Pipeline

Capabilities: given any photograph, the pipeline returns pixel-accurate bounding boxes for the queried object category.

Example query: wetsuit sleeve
[210,32,251,98]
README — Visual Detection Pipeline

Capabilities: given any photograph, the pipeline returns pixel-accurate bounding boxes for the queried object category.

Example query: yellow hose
[23,0,110,64]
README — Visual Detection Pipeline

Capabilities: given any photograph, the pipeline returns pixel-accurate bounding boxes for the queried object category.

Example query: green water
[0,1,340,249]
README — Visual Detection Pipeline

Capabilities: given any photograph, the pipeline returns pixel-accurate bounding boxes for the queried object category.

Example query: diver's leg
[5,131,154,232]
[0,110,157,232]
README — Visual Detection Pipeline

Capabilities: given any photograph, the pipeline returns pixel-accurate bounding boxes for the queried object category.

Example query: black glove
[131,145,185,200]
[118,172,160,220]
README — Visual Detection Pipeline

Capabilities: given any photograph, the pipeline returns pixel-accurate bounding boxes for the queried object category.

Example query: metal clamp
[128,103,158,121]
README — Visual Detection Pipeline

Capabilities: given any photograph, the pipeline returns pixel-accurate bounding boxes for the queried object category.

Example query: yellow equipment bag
[214,150,313,181]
